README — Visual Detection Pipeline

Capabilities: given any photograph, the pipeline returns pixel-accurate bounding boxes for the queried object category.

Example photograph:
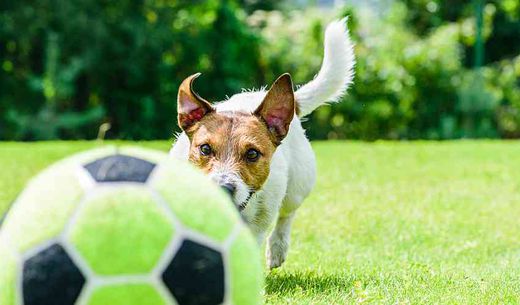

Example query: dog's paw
[266,237,288,270]
[267,253,285,270]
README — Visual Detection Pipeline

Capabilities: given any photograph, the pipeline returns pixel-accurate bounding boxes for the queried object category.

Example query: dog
[170,18,355,269]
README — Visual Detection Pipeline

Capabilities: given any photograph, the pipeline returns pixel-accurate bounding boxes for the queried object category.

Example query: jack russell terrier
[170,19,355,269]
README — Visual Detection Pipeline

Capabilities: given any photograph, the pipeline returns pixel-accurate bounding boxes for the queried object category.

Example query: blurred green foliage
[0,0,519,140]
[0,0,262,140]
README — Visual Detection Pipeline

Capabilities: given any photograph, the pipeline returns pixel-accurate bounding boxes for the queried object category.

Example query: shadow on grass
[266,270,359,296]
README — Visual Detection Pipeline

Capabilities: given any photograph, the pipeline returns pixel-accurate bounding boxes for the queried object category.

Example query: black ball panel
[23,244,85,305]
[162,239,225,305]
[83,155,156,183]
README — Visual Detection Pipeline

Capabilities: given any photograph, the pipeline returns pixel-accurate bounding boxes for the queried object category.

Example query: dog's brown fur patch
[187,111,277,191]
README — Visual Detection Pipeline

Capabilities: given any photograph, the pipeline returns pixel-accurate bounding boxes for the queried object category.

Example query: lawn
[2,141,520,304]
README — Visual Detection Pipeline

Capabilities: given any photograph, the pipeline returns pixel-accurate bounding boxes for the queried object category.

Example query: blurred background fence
[1,0,519,141]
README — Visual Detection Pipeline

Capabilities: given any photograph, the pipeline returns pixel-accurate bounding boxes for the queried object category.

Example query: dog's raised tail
[295,18,355,117]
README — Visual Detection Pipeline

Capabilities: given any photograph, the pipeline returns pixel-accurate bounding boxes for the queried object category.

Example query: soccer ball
[0,147,262,305]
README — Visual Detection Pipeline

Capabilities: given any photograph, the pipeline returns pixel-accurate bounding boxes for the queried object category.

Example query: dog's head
[176,73,295,211]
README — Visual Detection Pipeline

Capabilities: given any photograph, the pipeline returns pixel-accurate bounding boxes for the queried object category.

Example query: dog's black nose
[220,183,236,197]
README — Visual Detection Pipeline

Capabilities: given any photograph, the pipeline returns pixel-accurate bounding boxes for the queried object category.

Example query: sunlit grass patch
[1,140,520,304]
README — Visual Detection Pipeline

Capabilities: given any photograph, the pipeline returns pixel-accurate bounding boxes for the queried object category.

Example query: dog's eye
[199,144,212,156]
[245,149,260,162]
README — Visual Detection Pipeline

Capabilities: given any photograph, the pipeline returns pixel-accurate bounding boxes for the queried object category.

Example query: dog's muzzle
[220,183,236,198]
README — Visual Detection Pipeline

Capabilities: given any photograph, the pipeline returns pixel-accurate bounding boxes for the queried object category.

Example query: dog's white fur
[171,19,355,268]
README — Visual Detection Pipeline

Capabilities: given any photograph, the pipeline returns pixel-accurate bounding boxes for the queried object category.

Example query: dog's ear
[177,73,214,131]
[255,73,295,144]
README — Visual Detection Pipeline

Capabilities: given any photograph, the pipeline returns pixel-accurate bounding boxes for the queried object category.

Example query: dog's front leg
[266,211,296,269]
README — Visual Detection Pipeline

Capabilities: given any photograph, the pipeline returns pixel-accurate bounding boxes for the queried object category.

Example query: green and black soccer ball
[0,147,262,305]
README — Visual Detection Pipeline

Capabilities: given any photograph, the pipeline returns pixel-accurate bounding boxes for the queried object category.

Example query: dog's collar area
[238,191,255,211]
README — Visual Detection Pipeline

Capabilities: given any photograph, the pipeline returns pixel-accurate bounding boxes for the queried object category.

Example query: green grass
[2,141,520,304]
